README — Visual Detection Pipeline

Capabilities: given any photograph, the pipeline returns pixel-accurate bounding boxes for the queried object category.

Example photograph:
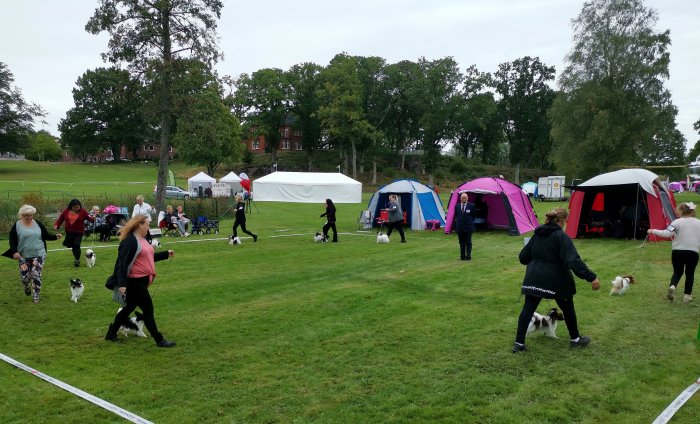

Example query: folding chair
[357,210,372,230]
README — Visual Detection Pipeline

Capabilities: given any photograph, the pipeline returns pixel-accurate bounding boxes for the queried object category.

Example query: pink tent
[444,177,539,235]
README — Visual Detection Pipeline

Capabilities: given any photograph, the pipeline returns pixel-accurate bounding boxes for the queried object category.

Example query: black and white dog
[228,235,242,245]
[610,275,636,295]
[526,308,564,338]
[85,249,96,267]
[314,232,327,243]
[70,278,84,303]
[117,308,147,337]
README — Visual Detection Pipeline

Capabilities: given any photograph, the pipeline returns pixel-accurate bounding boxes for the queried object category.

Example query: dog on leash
[117,308,147,337]
[228,235,242,245]
[85,249,96,267]
[70,278,84,302]
[151,239,161,248]
[610,275,636,295]
[526,308,564,338]
[314,232,327,243]
[376,232,390,244]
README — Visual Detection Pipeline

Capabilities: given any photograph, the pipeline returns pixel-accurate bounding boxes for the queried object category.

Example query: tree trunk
[351,141,357,179]
[514,162,520,184]
[372,159,377,185]
[155,9,173,213]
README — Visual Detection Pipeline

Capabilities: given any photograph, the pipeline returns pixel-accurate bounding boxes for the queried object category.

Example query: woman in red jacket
[54,199,93,267]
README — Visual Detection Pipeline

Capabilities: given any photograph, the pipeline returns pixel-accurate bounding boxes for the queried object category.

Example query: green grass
[0,162,699,423]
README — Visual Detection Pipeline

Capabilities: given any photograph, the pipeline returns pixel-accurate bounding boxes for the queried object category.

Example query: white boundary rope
[0,352,153,424]
[651,376,700,424]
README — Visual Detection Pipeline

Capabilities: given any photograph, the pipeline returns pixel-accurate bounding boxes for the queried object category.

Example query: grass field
[0,161,698,423]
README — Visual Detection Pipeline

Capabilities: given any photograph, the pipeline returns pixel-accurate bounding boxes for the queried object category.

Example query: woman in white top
[132,195,155,218]
[647,202,700,303]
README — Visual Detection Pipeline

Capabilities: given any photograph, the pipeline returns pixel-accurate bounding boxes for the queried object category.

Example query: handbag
[105,274,116,290]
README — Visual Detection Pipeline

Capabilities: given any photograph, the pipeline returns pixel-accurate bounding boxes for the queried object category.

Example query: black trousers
[62,232,82,260]
[386,221,405,241]
[323,222,338,242]
[233,218,255,238]
[515,295,579,344]
[670,249,699,295]
[111,277,163,342]
[457,230,473,259]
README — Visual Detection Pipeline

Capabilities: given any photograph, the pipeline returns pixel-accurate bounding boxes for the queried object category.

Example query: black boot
[466,247,472,261]
[156,338,176,348]
[105,324,119,341]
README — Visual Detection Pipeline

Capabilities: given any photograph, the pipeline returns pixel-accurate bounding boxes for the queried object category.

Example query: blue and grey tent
[366,179,446,230]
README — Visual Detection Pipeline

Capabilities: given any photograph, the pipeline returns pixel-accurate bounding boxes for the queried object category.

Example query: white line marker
[0,352,154,424]
[652,376,700,424]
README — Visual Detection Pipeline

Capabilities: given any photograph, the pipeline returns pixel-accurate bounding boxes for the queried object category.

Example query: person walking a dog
[385,194,406,243]
[453,192,476,260]
[512,207,601,353]
[104,215,176,347]
[647,202,700,303]
[320,198,338,242]
[232,193,257,242]
[54,199,93,267]
[3,205,63,303]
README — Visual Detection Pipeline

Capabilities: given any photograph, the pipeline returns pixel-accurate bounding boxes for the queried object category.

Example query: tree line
[0,0,695,210]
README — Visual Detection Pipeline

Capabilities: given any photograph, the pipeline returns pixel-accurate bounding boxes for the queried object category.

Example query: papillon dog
[228,235,242,245]
[151,239,161,248]
[85,249,96,267]
[610,275,636,295]
[314,232,327,243]
[117,308,147,337]
[70,278,84,303]
[376,232,390,244]
[526,308,564,338]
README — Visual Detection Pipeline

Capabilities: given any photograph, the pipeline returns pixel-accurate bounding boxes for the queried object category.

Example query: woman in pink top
[105,215,176,347]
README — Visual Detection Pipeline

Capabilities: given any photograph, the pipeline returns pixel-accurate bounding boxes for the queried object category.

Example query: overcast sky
[2,0,698,151]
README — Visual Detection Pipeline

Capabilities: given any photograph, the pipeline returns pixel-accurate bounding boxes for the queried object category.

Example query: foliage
[59,67,147,161]
[287,62,324,169]
[551,0,685,178]
[86,0,224,210]
[25,130,62,162]
[172,87,243,176]
[0,62,45,153]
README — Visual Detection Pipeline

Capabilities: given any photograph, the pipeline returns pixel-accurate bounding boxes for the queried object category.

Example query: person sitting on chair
[163,205,188,237]
[176,205,190,232]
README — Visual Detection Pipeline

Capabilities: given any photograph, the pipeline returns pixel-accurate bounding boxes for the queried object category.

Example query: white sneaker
[667,285,676,301]
[683,294,693,303]
[184,232,190,237]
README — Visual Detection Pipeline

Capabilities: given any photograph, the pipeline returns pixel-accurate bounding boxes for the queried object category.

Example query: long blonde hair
[119,215,150,241]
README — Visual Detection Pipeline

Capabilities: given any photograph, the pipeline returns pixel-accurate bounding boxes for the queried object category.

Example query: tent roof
[375,179,433,194]
[254,172,361,186]
[572,168,664,197]
[219,171,242,183]
[188,171,216,183]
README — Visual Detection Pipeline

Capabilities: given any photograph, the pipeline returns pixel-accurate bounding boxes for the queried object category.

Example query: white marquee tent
[187,171,216,195]
[219,171,244,194]
[253,172,362,203]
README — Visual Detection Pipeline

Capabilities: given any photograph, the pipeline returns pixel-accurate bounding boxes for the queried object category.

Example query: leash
[628,234,650,276]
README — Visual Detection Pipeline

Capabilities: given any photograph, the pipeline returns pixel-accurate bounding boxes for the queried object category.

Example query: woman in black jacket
[320,198,338,242]
[513,208,601,353]
[232,194,257,242]
[105,215,176,347]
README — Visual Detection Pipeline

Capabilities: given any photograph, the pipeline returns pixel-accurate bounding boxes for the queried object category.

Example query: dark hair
[68,199,82,209]
[326,198,335,211]
[545,207,568,224]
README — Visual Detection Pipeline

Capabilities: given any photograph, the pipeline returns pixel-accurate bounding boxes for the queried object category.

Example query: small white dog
[376,232,390,244]
[228,235,242,245]
[117,308,147,337]
[151,239,160,248]
[526,308,564,338]
[314,232,327,243]
[85,249,96,267]
[610,275,636,295]
[70,278,84,303]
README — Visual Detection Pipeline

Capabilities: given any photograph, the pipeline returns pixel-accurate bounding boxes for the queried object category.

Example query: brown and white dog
[610,275,636,295]
[526,308,564,338]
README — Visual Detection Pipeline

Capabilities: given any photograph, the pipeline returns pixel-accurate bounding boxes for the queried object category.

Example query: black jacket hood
[534,223,561,237]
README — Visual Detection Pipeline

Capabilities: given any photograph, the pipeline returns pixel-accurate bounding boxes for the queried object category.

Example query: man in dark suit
[453,193,476,260]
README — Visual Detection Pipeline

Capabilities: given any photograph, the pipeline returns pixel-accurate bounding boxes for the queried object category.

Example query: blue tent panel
[417,192,444,224]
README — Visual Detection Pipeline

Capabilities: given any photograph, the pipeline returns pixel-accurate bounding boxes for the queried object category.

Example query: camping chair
[157,211,180,237]
[357,210,372,230]
[375,210,389,232]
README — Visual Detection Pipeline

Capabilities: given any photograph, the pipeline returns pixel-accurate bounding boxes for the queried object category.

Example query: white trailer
[537,176,566,201]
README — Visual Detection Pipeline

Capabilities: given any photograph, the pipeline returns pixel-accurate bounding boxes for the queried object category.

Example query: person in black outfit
[104,215,176,347]
[385,194,406,243]
[512,207,601,353]
[232,194,257,241]
[453,193,476,260]
[320,198,338,242]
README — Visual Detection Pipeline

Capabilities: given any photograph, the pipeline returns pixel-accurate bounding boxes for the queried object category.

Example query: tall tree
[59,67,146,161]
[382,60,422,170]
[231,68,288,165]
[550,0,685,178]
[493,56,555,182]
[87,0,223,209]
[26,130,62,162]
[287,63,323,170]
[0,62,45,153]
[173,86,242,176]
